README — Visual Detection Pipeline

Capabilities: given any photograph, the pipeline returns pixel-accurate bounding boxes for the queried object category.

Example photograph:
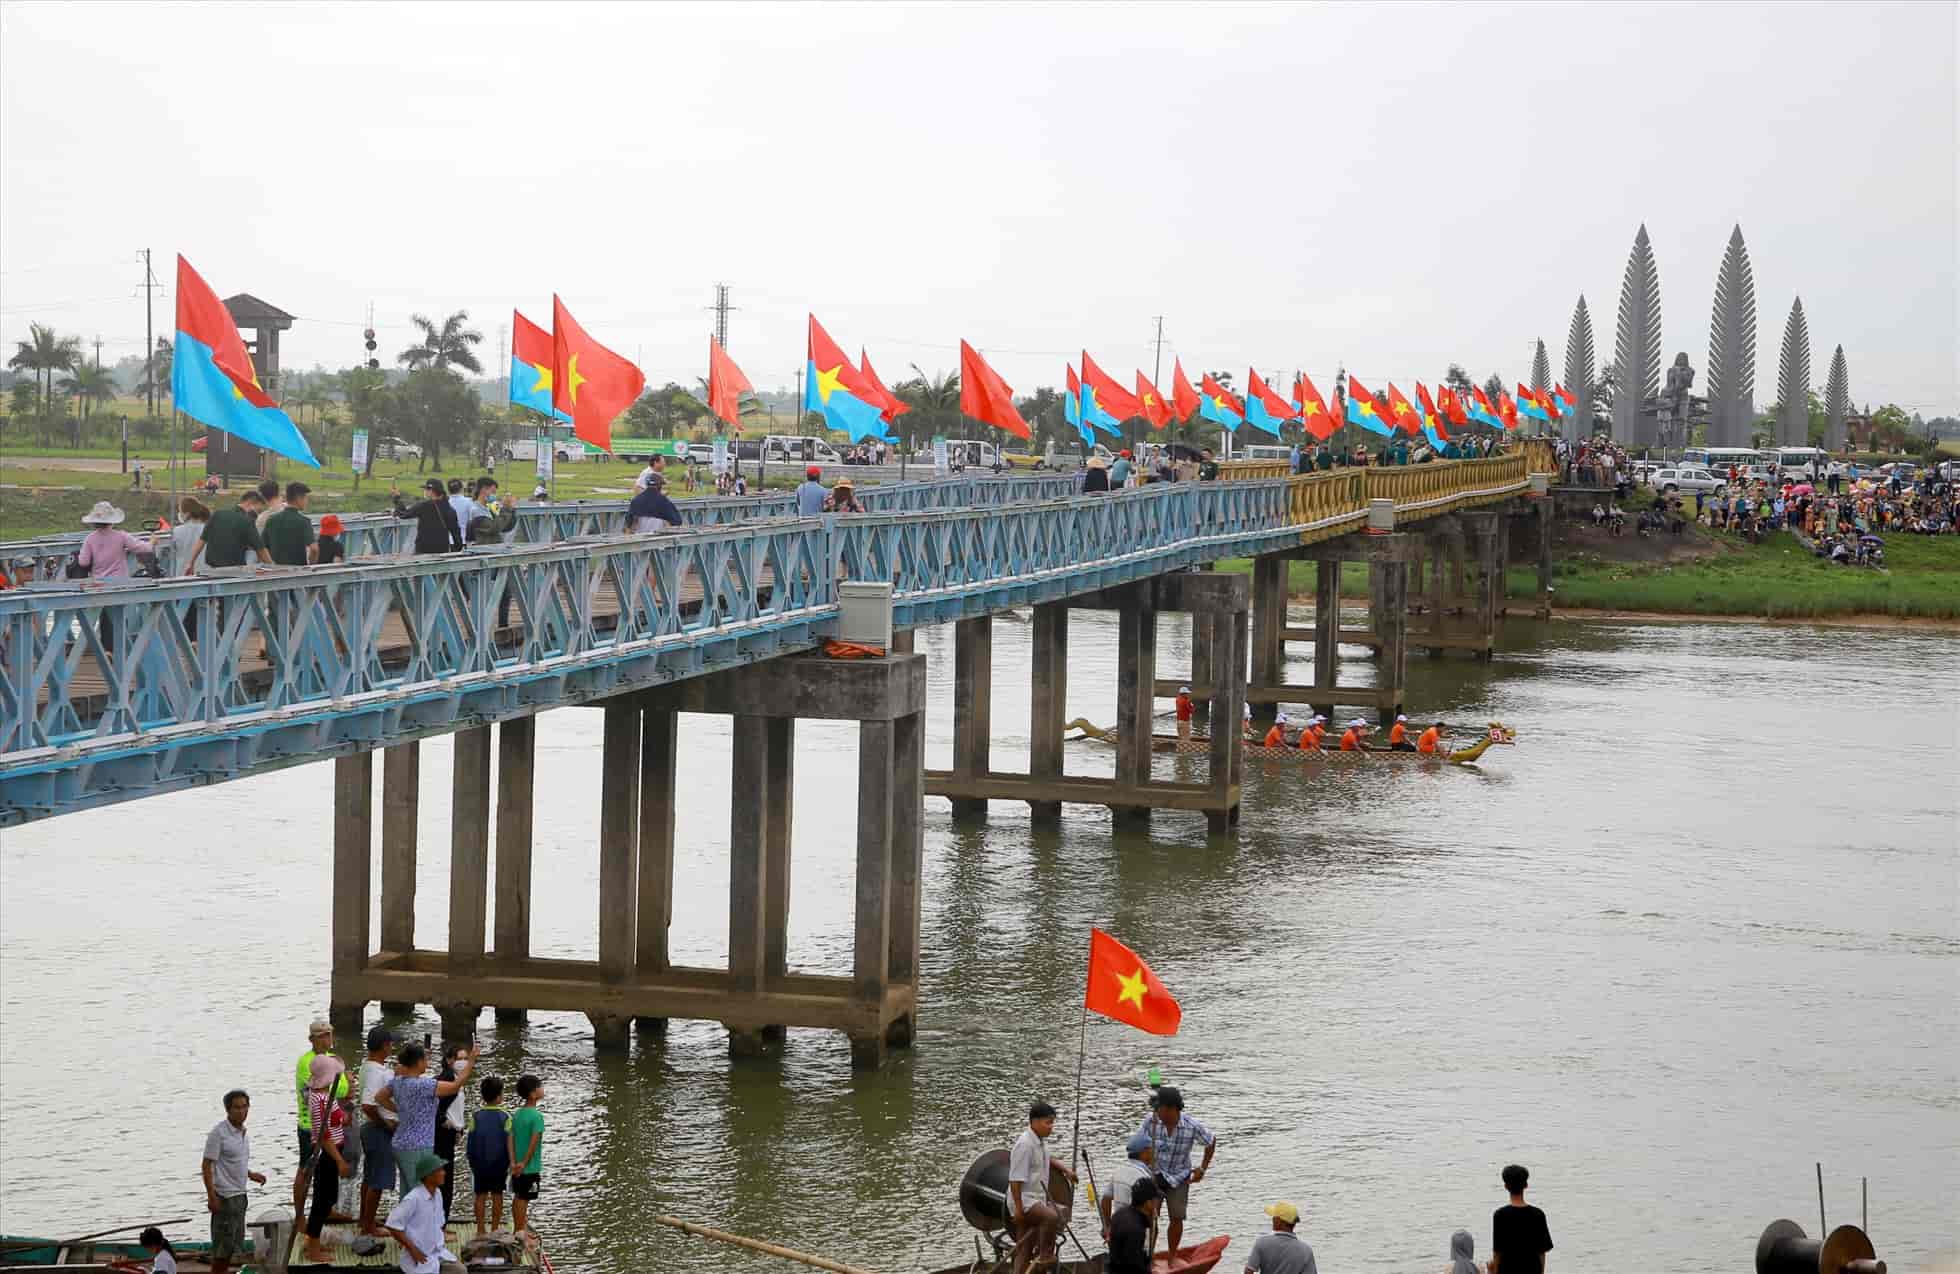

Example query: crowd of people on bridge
[1007,1088,1553,1274]
[163,1018,552,1274]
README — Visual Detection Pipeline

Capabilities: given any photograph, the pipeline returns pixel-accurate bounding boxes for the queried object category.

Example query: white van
[1772,447,1827,480]
[1243,444,1293,462]
[761,435,843,465]
[945,439,1003,470]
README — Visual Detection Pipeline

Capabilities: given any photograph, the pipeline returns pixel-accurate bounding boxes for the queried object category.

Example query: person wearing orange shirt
[1174,684,1195,744]
[1387,714,1414,751]
[1416,722,1445,755]
[1338,718,1373,754]
[1297,714,1326,750]
[1261,713,1290,749]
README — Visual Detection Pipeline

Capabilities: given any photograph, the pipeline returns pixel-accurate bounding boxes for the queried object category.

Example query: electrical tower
[138,249,163,418]
[710,283,735,349]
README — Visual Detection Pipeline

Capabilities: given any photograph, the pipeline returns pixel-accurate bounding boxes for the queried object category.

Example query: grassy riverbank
[1215,513,1960,621]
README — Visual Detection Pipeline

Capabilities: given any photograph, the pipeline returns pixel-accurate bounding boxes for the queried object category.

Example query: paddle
[0,1218,192,1253]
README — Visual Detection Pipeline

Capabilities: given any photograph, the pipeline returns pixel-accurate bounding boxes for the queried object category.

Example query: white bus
[1771,446,1827,480]
[1684,447,1765,475]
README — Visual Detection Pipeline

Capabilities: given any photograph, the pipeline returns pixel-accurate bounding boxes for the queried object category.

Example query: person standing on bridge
[796,465,828,515]
[393,479,463,554]
[626,473,683,533]
[263,482,318,567]
[1083,455,1111,494]
[822,477,863,513]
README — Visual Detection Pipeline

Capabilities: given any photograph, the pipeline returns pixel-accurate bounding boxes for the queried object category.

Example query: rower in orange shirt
[1416,722,1445,755]
[1338,718,1373,754]
[1261,712,1291,749]
[1387,714,1414,751]
[1174,684,1195,743]
[1296,714,1324,750]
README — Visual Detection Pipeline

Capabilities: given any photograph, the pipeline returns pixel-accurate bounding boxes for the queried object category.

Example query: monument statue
[1613,225,1663,446]
[1706,225,1758,447]
[1776,298,1811,447]
[1563,295,1596,443]
[1824,346,1850,450]
[1658,353,1696,449]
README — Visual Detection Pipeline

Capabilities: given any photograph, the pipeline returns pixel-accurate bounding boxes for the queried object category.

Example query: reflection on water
[2,612,1955,1271]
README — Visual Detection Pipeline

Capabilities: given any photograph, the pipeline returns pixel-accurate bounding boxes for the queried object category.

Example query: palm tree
[130,336,174,410]
[58,364,118,420]
[895,366,962,451]
[8,322,82,413]
[398,311,485,374]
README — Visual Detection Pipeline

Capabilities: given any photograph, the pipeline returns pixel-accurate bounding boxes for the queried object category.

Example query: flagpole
[1070,937,1090,1178]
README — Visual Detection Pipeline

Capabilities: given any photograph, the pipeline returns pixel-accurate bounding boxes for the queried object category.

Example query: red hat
[319,514,344,535]
[806,465,821,479]
[1121,449,1132,458]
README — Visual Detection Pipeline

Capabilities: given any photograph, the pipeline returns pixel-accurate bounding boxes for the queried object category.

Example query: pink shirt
[78,529,146,580]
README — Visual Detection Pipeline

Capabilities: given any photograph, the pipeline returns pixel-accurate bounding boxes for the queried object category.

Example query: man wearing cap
[1008,1100,1074,1274]
[1174,685,1194,744]
[1101,1132,1156,1243]
[1261,712,1290,750]
[1139,1086,1216,1257]
[1110,450,1133,487]
[626,473,683,533]
[1338,718,1374,755]
[292,1020,349,1219]
[1296,715,1326,751]
[1244,1201,1317,1274]
[1106,1177,1162,1274]
[393,479,464,555]
[385,1150,462,1274]
[1387,714,1414,750]
[796,465,828,515]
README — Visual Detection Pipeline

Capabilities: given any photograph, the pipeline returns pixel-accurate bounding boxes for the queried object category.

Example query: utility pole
[1151,316,1165,386]
[139,249,162,419]
[709,283,734,351]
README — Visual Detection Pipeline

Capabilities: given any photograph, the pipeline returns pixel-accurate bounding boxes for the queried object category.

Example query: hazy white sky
[2,1,1953,413]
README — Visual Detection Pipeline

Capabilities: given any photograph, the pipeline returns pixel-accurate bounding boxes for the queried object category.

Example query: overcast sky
[3,1,1954,414]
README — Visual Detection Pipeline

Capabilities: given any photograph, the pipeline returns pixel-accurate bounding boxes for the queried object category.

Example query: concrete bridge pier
[947,617,992,822]
[1290,535,1411,727]
[327,655,926,1069]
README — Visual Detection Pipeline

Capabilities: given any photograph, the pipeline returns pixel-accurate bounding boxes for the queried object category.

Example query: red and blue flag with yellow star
[510,311,572,422]
[172,255,317,466]
[805,315,892,444]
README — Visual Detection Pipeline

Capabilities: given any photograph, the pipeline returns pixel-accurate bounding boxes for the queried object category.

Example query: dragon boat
[1066,718,1517,766]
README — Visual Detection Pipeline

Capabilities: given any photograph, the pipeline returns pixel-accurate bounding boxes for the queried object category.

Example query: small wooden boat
[1066,718,1517,766]
[0,1223,545,1273]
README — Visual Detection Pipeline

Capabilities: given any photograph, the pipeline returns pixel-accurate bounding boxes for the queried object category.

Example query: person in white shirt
[138,1226,178,1274]
[1008,1101,1074,1274]
[632,462,659,495]
[386,1151,461,1274]
[357,1026,401,1238]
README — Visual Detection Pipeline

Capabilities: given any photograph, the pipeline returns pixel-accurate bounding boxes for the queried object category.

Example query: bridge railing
[0,459,1535,820]
[0,474,1080,580]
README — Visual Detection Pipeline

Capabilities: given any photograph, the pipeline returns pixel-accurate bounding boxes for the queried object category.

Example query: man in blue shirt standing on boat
[1139,1086,1216,1257]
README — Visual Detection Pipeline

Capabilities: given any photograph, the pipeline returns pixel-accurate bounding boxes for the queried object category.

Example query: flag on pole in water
[1083,927,1182,1036]
[510,311,572,422]
[172,255,318,466]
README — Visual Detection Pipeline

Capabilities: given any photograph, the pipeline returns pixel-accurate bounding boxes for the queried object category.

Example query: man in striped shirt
[1138,1087,1216,1257]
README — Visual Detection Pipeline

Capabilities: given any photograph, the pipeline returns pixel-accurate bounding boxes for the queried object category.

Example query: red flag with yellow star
[1084,927,1181,1035]
[552,295,644,453]
[1135,370,1172,429]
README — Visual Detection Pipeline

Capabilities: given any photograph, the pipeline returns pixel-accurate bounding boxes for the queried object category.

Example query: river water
[2,611,1955,1271]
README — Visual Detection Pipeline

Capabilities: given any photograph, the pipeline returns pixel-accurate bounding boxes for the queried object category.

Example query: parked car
[190,435,209,453]
[378,437,423,461]
[1649,466,1725,495]
[685,443,716,465]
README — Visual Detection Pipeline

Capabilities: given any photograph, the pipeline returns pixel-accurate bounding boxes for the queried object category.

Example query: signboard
[712,438,729,475]
[350,429,369,473]
[933,435,949,477]
[535,432,555,482]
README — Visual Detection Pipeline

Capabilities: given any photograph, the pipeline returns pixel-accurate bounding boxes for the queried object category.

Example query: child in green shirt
[508,1075,546,1236]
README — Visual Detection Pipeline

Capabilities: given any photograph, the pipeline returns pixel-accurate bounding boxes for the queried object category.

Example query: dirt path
[0,456,148,473]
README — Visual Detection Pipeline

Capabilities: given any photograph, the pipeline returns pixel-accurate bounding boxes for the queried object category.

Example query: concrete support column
[1113,592,1157,827]
[379,741,419,958]
[887,709,924,1016]
[1189,612,1216,733]
[1205,608,1245,836]
[1028,603,1068,826]
[851,719,896,1068]
[1366,561,1388,650]
[1311,560,1339,722]
[1536,504,1555,620]
[763,717,795,985]
[449,726,491,977]
[597,704,640,995]
[950,616,992,820]
[1376,561,1409,725]
[1230,608,1250,789]
[493,717,535,1025]
[330,752,372,1034]
[727,714,771,999]
[634,708,678,1034]
[1248,556,1285,723]
[890,629,915,654]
